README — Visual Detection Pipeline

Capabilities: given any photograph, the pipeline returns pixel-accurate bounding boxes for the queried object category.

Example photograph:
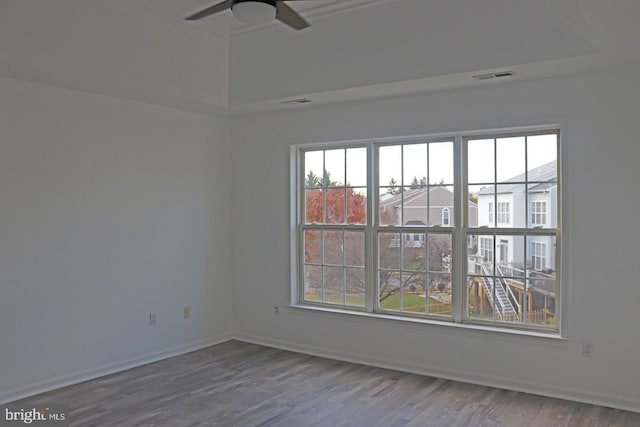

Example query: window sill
[288,304,566,341]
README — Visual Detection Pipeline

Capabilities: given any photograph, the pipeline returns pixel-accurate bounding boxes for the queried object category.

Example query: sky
[304,134,557,189]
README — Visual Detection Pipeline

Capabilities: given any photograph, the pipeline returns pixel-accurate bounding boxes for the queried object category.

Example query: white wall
[230,65,640,411]
[0,76,233,402]
[0,0,229,112]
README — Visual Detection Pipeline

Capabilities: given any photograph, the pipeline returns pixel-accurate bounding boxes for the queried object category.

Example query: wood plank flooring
[12,340,640,426]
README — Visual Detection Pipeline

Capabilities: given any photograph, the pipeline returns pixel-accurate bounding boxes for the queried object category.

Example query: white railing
[474,262,517,317]
[496,265,521,314]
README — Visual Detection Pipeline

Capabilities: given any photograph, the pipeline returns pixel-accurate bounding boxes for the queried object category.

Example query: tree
[387,178,401,195]
[378,238,426,302]
[378,210,427,302]
[377,223,452,304]
[410,176,420,190]
[304,184,451,306]
[305,169,334,189]
[304,184,364,224]
[321,169,332,188]
[304,183,367,301]
[305,171,321,188]
[408,176,428,190]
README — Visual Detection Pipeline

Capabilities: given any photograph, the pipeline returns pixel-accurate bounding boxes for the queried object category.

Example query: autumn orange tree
[304,174,367,302]
[304,172,450,305]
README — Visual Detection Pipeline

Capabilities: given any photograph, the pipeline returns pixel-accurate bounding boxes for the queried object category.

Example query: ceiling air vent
[472,71,516,81]
[280,98,312,105]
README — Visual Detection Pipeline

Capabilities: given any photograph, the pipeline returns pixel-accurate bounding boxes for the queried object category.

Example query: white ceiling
[1,0,639,114]
[0,0,230,113]
[230,0,597,106]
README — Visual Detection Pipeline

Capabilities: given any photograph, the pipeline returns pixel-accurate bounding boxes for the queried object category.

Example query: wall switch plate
[149,313,156,326]
[184,307,190,319]
[274,305,280,315]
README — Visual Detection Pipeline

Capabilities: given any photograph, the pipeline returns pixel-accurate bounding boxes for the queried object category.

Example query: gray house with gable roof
[379,186,477,249]
[476,160,557,271]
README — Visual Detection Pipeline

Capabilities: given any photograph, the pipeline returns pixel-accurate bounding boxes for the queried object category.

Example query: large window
[296,129,560,332]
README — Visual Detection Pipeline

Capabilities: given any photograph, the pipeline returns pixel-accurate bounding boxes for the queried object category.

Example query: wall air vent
[472,71,516,81]
[280,98,312,105]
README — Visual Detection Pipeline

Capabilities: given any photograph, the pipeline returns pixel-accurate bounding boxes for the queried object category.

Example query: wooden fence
[474,309,555,325]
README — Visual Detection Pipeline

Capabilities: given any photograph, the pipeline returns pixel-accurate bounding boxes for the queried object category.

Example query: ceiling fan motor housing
[233,0,277,6]
[186,0,309,31]
[232,0,278,25]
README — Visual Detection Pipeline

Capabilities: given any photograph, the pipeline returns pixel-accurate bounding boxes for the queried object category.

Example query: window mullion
[453,135,464,323]
[366,142,376,313]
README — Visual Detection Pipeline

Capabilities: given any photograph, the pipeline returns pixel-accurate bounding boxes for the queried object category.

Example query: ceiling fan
[185,0,310,31]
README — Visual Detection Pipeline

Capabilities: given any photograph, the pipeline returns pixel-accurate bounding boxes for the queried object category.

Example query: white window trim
[291,126,562,335]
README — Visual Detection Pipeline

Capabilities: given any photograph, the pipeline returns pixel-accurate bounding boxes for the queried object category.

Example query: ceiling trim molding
[108,0,232,40]
[231,0,394,37]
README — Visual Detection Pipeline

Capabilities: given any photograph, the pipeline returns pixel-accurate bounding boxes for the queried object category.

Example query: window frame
[462,129,561,332]
[293,127,562,334]
[373,138,456,320]
[297,144,371,311]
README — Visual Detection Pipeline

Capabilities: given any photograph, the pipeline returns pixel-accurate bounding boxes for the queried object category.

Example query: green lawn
[305,291,451,314]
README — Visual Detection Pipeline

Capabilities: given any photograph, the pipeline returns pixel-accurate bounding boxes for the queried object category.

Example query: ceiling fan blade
[275,1,310,30]
[185,0,233,21]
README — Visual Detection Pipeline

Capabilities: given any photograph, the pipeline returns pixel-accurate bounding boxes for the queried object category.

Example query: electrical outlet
[274,305,280,316]
[582,341,593,358]
[149,313,156,326]
[183,307,190,319]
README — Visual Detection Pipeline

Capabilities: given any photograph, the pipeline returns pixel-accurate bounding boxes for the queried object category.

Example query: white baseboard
[0,333,233,404]
[233,332,640,414]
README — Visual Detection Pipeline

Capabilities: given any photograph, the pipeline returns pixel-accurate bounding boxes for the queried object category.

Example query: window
[296,129,560,332]
[442,208,450,226]
[531,201,547,226]
[467,130,559,328]
[498,239,509,264]
[479,237,494,263]
[377,140,454,316]
[301,147,367,307]
[497,202,510,224]
[531,241,547,270]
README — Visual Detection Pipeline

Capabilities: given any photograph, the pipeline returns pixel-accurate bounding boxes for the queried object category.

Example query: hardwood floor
[12,340,639,426]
